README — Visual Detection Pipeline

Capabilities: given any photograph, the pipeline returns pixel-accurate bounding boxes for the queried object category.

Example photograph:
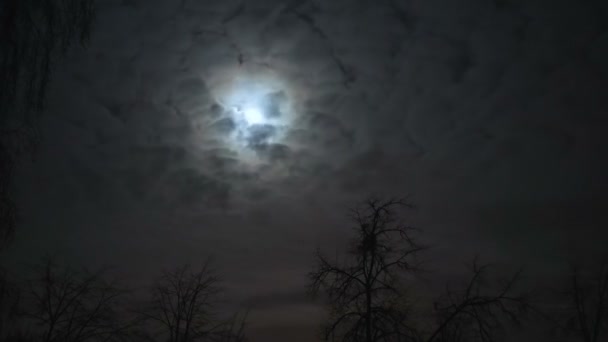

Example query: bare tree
[0,0,95,244]
[428,260,530,342]
[308,198,534,342]
[213,311,248,342]
[22,257,128,342]
[562,260,608,342]
[139,262,247,342]
[309,198,427,342]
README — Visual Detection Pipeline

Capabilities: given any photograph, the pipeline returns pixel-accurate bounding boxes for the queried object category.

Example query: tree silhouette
[562,260,608,342]
[309,197,531,342]
[139,262,247,342]
[21,257,128,342]
[428,260,529,342]
[212,311,248,342]
[309,198,427,342]
[0,0,95,244]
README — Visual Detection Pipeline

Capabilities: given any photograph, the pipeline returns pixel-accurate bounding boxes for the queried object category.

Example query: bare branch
[0,0,95,245]
[562,259,608,342]
[309,197,424,341]
[138,261,246,342]
[428,262,530,342]
[21,257,127,342]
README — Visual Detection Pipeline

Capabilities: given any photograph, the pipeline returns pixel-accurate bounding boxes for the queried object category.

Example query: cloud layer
[9,0,608,338]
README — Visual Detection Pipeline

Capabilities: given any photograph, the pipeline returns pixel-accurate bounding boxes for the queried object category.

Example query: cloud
[9,0,608,339]
[247,124,277,146]
[162,168,230,207]
[261,90,287,118]
[209,116,236,135]
[33,0,608,256]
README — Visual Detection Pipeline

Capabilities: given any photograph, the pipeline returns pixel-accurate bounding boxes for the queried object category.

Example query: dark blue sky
[7,0,608,340]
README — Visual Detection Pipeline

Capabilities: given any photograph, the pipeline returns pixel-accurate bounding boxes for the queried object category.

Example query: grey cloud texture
[8,0,608,338]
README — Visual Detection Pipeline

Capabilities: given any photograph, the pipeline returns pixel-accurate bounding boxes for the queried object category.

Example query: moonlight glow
[208,70,298,156]
[242,106,265,125]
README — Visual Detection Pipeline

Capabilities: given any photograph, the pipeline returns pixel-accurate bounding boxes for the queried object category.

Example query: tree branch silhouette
[428,259,530,342]
[309,197,426,342]
[562,260,608,342]
[138,261,247,342]
[0,0,95,245]
[22,257,128,342]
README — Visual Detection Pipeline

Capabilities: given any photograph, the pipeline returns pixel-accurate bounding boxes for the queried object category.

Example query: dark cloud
[7,0,608,340]
[254,143,291,162]
[209,117,236,134]
[246,124,277,147]
[261,90,287,118]
[163,168,230,207]
[242,290,308,310]
[120,145,187,197]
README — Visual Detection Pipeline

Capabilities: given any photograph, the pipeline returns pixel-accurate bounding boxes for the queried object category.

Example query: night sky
[6,0,608,340]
